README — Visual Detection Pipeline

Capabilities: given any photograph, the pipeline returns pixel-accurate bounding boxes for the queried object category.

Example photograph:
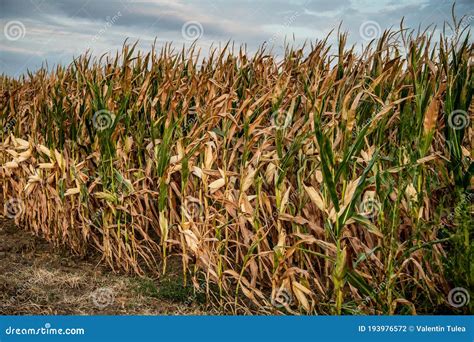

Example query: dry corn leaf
[209,178,225,192]
[304,185,325,211]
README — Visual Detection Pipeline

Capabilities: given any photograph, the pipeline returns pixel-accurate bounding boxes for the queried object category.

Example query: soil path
[0,219,208,315]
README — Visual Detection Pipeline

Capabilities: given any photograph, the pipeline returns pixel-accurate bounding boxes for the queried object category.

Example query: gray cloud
[0,0,472,76]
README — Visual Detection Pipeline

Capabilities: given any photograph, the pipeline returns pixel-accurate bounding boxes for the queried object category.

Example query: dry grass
[1,18,473,314]
[0,220,212,315]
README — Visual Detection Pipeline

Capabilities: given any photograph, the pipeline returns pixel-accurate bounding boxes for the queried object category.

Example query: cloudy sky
[0,0,472,76]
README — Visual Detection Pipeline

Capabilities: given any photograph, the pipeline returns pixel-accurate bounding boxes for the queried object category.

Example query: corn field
[1,19,473,314]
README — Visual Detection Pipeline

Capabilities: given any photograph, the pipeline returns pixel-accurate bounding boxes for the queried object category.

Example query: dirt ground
[0,218,213,315]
